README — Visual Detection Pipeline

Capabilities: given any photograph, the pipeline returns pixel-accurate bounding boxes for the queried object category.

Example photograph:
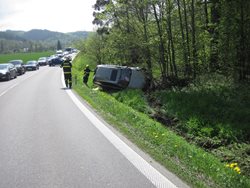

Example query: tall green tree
[91,0,250,86]
[57,40,62,50]
[0,40,4,53]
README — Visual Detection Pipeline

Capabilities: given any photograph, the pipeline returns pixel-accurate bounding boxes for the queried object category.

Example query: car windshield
[0,64,8,69]
[9,60,22,65]
[39,57,46,61]
[27,61,36,65]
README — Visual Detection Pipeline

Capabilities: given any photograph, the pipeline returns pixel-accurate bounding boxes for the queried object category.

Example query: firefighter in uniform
[61,56,72,89]
[83,64,91,86]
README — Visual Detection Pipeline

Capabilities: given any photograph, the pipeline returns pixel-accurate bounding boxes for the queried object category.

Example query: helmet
[86,64,89,68]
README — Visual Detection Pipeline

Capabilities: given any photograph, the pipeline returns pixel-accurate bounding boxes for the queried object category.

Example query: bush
[111,89,153,114]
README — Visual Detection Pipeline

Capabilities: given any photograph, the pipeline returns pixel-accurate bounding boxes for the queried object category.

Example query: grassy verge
[0,51,53,63]
[150,74,250,176]
[71,53,250,188]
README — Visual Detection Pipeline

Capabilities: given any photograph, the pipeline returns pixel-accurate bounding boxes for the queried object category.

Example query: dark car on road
[24,61,39,71]
[9,60,26,75]
[49,57,64,66]
[0,63,17,81]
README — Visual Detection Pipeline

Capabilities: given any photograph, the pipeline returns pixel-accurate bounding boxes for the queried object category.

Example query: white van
[93,65,146,90]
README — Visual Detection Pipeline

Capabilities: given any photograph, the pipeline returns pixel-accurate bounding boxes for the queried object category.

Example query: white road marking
[0,73,37,97]
[0,83,19,97]
[62,72,177,188]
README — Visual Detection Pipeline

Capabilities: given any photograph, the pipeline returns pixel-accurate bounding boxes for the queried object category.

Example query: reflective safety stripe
[63,66,71,68]
[64,72,71,74]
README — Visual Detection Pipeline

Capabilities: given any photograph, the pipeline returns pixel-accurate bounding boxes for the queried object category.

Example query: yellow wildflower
[230,163,237,168]
[234,166,241,173]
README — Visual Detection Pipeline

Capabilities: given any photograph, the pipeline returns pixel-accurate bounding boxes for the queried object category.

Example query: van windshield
[118,68,131,87]
[110,69,118,81]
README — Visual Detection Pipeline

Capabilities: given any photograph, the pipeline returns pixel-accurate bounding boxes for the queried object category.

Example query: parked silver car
[9,60,26,75]
[24,61,39,71]
[37,57,48,66]
[0,63,17,81]
[93,64,146,90]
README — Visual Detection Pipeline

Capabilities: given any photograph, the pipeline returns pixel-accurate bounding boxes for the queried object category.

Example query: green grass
[0,51,53,64]
[111,89,153,114]
[71,52,250,188]
[151,74,250,177]
[153,74,249,140]
[154,88,249,139]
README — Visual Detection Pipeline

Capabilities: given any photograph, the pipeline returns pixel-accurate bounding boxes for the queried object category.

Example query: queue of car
[48,47,77,66]
[0,60,38,81]
[0,48,78,81]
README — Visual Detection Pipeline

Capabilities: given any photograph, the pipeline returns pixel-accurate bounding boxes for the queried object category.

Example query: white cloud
[0,0,96,32]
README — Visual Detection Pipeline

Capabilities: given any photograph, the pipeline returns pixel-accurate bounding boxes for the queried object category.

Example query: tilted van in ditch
[93,64,146,90]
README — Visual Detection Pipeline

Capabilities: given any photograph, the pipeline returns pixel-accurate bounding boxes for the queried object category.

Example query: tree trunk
[136,1,153,84]
[177,0,189,77]
[191,0,198,79]
[183,0,191,76]
[209,0,220,72]
[152,4,167,82]
[238,0,246,80]
[204,0,209,29]
[165,0,178,79]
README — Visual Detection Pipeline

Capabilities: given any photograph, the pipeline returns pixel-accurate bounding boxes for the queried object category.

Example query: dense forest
[75,0,250,178]
[0,29,90,53]
[87,0,250,84]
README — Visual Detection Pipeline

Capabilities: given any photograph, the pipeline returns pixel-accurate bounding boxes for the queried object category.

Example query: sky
[0,0,96,33]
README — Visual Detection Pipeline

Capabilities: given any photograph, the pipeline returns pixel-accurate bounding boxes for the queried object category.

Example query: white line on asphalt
[62,73,177,188]
[0,73,36,97]
[0,83,19,97]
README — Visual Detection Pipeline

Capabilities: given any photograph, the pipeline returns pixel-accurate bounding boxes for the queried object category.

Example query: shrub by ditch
[151,74,250,177]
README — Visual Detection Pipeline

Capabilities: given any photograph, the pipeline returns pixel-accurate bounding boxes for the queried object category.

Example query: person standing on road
[83,64,91,86]
[61,56,72,89]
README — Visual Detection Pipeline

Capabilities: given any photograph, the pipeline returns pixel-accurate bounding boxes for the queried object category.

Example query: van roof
[97,64,126,69]
[97,64,141,70]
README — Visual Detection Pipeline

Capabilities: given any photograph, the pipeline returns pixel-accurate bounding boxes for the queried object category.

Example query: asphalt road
[0,66,188,188]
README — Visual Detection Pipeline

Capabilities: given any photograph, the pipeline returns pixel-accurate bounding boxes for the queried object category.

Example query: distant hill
[0,29,92,53]
[22,29,63,40]
[0,31,24,41]
[1,29,90,41]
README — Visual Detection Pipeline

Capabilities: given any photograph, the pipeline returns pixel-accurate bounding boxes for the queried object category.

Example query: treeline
[0,39,55,53]
[0,30,90,54]
[88,0,250,85]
